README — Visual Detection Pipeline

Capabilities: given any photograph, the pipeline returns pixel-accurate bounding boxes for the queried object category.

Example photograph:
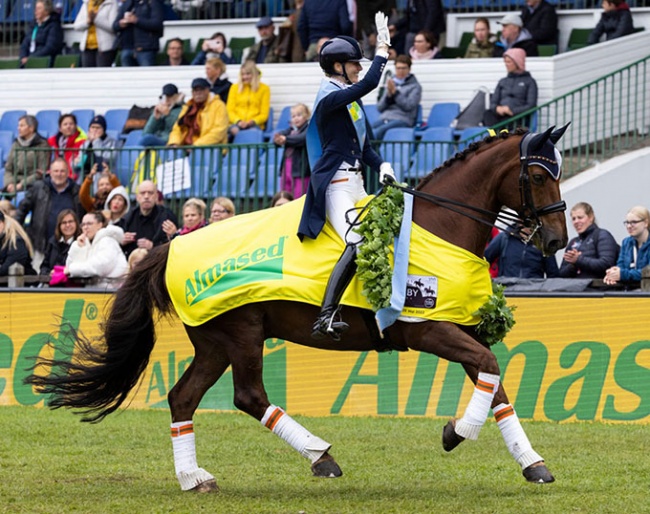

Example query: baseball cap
[498,13,523,27]
[191,78,211,90]
[256,16,273,28]
[161,83,178,98]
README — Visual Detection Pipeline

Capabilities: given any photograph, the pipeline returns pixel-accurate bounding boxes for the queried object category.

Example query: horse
[26,126,570,493]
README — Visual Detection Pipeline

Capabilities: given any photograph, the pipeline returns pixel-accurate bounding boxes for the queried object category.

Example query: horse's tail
[25,243,173,423]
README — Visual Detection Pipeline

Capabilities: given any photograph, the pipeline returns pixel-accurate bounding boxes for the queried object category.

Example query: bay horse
[27,127,569,492]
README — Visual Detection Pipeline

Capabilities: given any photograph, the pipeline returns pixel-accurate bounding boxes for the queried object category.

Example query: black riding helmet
[319,36,364,84]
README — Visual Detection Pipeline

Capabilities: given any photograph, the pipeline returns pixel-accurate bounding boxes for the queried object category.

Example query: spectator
[209,197,235,222]
[464,17,497,59]
[47,113,87,181]
[140,83,185,147]
[14,157,84,256]
[604,206,650,287]
[482,48,537,128]
[205,57,232,104]
[493,13,538,57]
[273,103,311,198]
[247,16,287,64]
[40,209,81,276]
[19,0,63,68]
[162,197,207,239]
[485,226,559,279]
[2,115,50,193]
[559,202,619,279]
[191,32,235,65]
[226,60,271,141]
[112,0,164,67]
[0,210,36,277]
[588,0,634,45]
[127,247,148,272]
[73,0,119,67]
[271,190,294,207]
[299,0,352,61]
[372,54,422,139]
[74,114,118,179]
[408,30,442,60]
[521,0,558,47]
[389,0,445,56]
[65,211,128,288]
[167,78,229,147]
[120,180,178,257]
[278,0,306,63]
[103,185,130,227]
[164,37,189,66]
[0,200,17,218]
[79,164,120,213]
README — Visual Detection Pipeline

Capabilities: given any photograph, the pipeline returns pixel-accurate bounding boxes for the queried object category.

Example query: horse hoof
[442,420,465,452]
[191,479,219,493]
[523,462,555,484]
[311,452,343,478]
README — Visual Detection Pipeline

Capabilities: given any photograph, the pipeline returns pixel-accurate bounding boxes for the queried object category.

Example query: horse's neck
[412,145,509,257]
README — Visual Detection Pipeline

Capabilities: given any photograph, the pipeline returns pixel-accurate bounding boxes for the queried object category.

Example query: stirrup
[312,308,349,341]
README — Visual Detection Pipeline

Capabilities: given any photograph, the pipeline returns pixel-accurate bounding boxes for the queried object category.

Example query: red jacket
[48,129,87,180]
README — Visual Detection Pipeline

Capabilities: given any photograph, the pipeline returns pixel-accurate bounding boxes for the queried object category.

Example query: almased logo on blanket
[185,236,288,305]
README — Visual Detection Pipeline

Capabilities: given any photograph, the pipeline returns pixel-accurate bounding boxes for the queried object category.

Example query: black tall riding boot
[312,243,358,341]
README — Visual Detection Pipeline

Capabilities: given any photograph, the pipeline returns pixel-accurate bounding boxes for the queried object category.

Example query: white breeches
[325,167,367,245]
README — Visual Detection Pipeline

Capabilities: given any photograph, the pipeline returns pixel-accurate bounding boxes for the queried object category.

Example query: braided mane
[416,127,528,190]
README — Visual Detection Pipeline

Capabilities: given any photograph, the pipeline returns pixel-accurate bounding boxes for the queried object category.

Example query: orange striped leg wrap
[454,372,500,440]
[493,403,543,468]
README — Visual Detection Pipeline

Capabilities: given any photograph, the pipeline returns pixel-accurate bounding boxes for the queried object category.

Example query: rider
[297,13,396,341]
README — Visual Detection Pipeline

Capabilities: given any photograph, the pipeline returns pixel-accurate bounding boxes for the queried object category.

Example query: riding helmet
[319,36,364,76]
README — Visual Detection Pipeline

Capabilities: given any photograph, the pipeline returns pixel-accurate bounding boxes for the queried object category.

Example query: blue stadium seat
[417,102,461,135]
[103,108,129,135]
[274,105,292,134]
[456,126,488,152]
[71,108,95,132]
[115,147,143,188]
[6,0,35,22]
[35,109,61,139]
[406,127,454,180]
[364,104,381,127]
[250,145,283,198]
[0,110,26,138]
[262,106,274,140]
[214,129,264,198]
[122,129,143,148]
[378,127,416,182]
[62,0,82,23]
[0,130,14,166]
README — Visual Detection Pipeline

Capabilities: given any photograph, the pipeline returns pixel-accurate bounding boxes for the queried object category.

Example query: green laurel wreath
[473,284,517,347]
[356,185,405,310]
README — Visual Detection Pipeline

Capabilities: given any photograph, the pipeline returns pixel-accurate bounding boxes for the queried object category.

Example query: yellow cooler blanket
[166,196,493,327]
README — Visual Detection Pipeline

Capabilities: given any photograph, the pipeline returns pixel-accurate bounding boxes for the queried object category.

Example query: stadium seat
[262,106,274,140]
[250,145,283,198]
[406,127,454,180]
[214,128,264,198]
[229,36,255,63]
[364,104,381,128]
[0,59,20,69]
[0,110,26,137]
[103,108,129,134]
[567,28,592,51]
[456,126,488,152]
[0,130,14,166]
[538,44,557,57]
[24,56,51,68]
[36,109,62,139]
[379,127,416,182]
[274,105,292,134]
[61,0,82,22]
[122,129,144,148]
[419,102,461,132]
[6,0,36,23]
[71,109,95,132]
[53,54,80,68]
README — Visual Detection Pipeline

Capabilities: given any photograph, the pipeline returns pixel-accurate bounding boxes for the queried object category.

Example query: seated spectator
[167,78,229,147]
[164,37,189,66]
[493,14,538,57]
[14,157,84,257]
[273,103,311,198]
[191,32,235,65]
[559,202,619,279]
[247,16,288,64]
[127,247,148,272]
[140,83,185,147]
[103,185,130,227]
[409,30,442,60]
[2,114,50,193]
[485,225,559,279]
[521,0,558,47]
[588,0,634,45]
[0,210,36,277]
[73,0,119,68]
[74,115,118,179]
[121,180,178,257]
[271,191,294,207]
[40,209,81,276]
[209,197,235,222]
[482,49,537,128]
[298,0,352,61]
[372,55,422,140]
[19,0,63,68]
[464,17,497,58]
[79,164,120,212]
[604,206,650,287]
[47,113,87,181]
[205,57,232,104]
[226,60,271,141]
[278,0,306,63]
[162,197,207,239]
[65,211,128,288]
[112,0,163,67]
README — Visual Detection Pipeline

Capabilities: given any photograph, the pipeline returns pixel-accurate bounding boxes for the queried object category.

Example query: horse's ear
[550,122,571,144]
[528,126,555,152]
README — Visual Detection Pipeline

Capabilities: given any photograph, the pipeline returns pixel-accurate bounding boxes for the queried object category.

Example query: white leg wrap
[493,403,544,469]
[455,372,500,440]
[171,421,215,491]
[261,405,331,463]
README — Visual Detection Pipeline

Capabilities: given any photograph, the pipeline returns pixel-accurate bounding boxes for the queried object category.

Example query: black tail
[24,244,173,423]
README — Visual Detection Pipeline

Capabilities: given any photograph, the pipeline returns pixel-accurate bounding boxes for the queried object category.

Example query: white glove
[379,162,396,184]
[375,11,391,49]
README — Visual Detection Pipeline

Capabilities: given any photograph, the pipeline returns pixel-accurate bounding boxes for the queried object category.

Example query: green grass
[0,406,648,513]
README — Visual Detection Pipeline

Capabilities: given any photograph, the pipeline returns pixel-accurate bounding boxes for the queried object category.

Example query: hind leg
[168,324,232,492]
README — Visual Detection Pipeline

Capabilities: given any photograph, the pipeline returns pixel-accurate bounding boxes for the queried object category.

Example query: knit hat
[90,115,107,131]
[504,48,526,71]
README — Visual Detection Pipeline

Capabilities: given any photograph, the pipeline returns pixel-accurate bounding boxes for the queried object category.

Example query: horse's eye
[532,174,545,186]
